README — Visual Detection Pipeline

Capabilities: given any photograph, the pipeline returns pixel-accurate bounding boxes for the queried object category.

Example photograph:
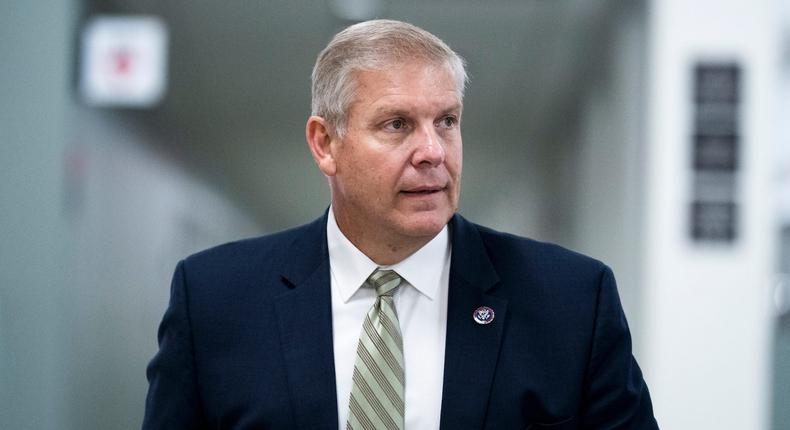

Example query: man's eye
[385,119,407,131]
[438,116,457,128]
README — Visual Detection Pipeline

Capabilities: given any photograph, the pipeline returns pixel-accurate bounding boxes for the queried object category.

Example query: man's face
[329,61,463,247]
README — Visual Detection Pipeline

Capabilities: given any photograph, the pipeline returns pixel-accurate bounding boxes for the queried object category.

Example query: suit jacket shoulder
[456,218,611,318]
[144,215,335,430]
[181,215,326,293]
[473,221,607,283]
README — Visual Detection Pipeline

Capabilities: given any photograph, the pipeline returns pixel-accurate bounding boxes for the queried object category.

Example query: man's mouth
[401,186,445,195]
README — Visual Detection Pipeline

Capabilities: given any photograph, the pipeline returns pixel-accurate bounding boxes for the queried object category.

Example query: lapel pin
[473,306,495,325]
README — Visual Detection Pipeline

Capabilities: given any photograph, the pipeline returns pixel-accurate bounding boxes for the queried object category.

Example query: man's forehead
[352,64,461,108]
[351,92,462,124]
[354,60,455,84]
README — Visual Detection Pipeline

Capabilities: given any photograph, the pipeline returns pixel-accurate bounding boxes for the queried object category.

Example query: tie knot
[366,269,403,297]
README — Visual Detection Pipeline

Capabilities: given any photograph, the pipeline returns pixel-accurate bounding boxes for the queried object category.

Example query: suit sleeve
[142,260,207,429]
[580,266,659,429]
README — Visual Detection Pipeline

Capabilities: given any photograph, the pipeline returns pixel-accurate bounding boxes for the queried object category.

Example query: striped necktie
[346,269,405,430]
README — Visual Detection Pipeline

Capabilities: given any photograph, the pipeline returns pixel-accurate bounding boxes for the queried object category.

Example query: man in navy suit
[143,20,658,429]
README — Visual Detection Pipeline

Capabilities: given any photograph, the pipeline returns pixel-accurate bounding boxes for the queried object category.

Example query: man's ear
[306,116,337,176]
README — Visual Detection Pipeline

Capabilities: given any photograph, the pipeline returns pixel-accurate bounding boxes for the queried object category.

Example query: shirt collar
[326,207,450,303]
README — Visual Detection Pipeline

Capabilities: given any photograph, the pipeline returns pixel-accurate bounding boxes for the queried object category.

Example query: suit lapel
[440,214,507,429]
[271,213,506,429]
[273,213,339,430]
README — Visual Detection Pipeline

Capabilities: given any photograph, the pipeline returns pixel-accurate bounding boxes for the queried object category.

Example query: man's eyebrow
[441,103,463,115]
[371,107,411,118]
[371,103,463,119]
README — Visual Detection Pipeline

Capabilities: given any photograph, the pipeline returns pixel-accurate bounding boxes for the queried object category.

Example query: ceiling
[80,0,629,229]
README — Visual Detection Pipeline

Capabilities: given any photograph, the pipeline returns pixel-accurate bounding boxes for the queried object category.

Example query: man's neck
[332,213,435,266]
[359,238,431,266]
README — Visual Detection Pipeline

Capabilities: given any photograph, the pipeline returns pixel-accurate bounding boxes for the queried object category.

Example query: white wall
[642,1,779,428]
[0,5,263,427]
[0,2,72,428]
[567,2,648,349]
[62,110,260,429]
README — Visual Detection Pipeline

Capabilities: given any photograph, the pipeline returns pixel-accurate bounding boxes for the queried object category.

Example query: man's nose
[411,124,445,167]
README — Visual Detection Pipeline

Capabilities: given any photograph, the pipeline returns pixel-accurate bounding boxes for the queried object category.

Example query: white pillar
[0,1,73,428]
[642,1,779,428]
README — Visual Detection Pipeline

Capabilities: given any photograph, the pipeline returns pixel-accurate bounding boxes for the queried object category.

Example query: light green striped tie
[346,269,405,430]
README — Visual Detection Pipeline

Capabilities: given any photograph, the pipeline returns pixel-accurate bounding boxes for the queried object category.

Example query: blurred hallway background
[2,0,789,428]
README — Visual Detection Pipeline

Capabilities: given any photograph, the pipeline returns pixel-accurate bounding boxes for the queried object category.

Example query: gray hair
[311,19,468,136]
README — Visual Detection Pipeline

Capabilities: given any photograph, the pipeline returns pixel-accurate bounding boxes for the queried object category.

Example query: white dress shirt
[327,208,451,430]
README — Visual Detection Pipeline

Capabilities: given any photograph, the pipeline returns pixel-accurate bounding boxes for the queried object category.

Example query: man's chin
[397,211,453,238]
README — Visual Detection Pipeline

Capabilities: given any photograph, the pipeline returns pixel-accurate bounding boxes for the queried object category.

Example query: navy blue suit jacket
[143,213,657,429]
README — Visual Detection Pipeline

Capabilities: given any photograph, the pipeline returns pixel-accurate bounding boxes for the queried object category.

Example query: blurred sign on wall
[690,63,741,243]
[79,15,168,108]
